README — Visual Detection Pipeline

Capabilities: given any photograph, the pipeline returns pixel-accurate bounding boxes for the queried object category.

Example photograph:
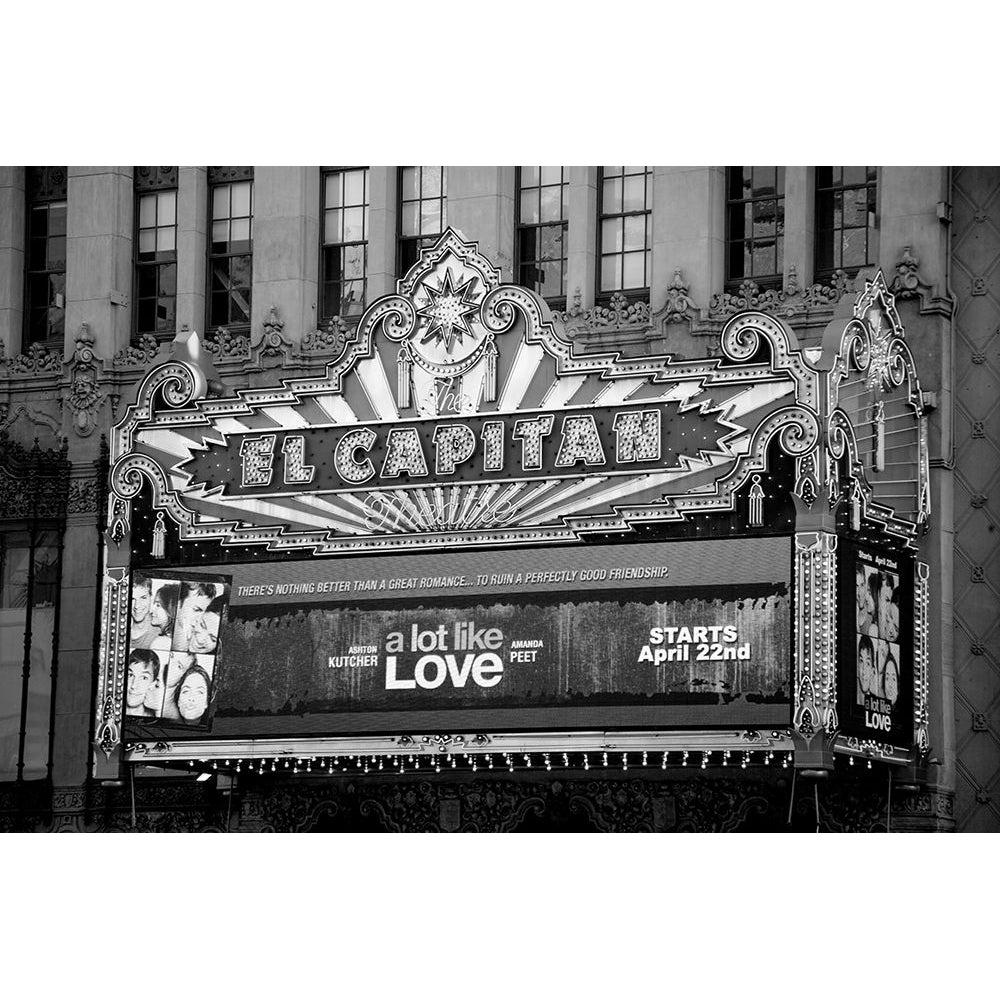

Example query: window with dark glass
[134,167,178,339]
[815,167,878,279]
[398,166,447,276]
[726,167,785,289]
[516,166,568,304]
[322,167,369,320]
[24,166,68,347]
[0,531,61,782]
[208,169,253,332]
[598,166,651,297]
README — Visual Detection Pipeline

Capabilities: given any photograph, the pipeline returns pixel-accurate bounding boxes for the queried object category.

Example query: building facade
[0,165,996,832]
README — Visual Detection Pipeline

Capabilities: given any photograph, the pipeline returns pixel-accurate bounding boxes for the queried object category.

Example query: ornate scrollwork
[658,269,696,323]
[63,323,105,437]
[204,327,250,362]
[554,291,651,335]
[6,342,63,376]
[301,316,351,354]
[889,246,931,301]
[113,334,161,368]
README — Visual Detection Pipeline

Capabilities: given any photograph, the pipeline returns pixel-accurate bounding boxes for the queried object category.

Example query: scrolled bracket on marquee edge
[793,532,838,747]
[94,566,130,760]
[914,561,930,754]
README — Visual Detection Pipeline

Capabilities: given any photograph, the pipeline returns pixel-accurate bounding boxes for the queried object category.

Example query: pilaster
[443,167,515,283]
[565,166,597,309]
[176,166,207,336]
[250,166,320,343]
[650,166,725,312]
[0,166,25,357]
[64,167,133,360]
[368,166,397,299]
[783,166,814,287]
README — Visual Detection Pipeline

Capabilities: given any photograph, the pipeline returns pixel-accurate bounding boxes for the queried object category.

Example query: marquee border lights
[123,728,798,775]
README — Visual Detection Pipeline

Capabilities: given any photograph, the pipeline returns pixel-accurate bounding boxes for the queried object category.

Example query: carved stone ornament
[5,341,63,376]
[251,305,293,363]
[651,269,697,326]
[203,327,251,362]
[67,476,100,514]
[709,267,855,319]
[553,290,651,335]
[113,334,161,368]
[133,166,178,192]
[889,245,931,301]
[301,316,351,355]
[62,323,105,436]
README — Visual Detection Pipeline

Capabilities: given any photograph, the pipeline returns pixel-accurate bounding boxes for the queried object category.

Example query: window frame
[320,166,370,322]
[23,167,68,350]
[396,166,447,278]
[515,166,569,307]
[133,181,178,341]
[725,166,786,291]
[814,166,879,282]
[596,165,652,302]
[206,170,254,336]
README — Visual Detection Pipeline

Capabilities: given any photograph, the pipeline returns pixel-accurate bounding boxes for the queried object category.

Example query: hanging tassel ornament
[397,345,413,409]
[483,334,498,403]
[151,511,167,559]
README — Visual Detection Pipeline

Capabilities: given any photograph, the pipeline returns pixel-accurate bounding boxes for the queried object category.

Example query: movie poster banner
[837,541,913,743]
[125,571,232,730]
[157,538,793,737]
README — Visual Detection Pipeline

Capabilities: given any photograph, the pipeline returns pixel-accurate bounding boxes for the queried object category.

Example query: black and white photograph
[123,573,227,727]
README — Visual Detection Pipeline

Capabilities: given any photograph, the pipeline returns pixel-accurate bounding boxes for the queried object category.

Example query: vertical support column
[250,166,320,344]
[65,167,133,360]
[793,531,838,768]
[0,166,25,357]
[444,167,515,283]
[367,166,398,300]
[52,512,102,787]
[877,166,949,290]
[176,166,207,336]
[783,166,814,288]
[565,166,597,310]
[650,166,725,311]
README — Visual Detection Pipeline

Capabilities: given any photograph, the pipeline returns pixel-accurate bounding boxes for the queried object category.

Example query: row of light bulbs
[190,748,798,776]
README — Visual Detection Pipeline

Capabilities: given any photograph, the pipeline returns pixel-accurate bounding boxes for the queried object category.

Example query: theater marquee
[94,230,932,774]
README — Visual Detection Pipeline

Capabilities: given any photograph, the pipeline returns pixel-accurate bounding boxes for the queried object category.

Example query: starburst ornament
[416,269,479,353]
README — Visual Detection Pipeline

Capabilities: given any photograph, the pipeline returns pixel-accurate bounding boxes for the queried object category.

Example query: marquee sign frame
[93,230,933,772]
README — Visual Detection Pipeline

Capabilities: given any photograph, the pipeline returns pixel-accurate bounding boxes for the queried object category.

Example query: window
[24,166,68,347]
[598,166,651,298]
[815,167,877,279]
[322,167,369,320]
[726,167,785,289]
[0,531,60,782]
[134,167,178,339]
[208,168,253,333]
[516,166,568,304]
[398,166,447,276]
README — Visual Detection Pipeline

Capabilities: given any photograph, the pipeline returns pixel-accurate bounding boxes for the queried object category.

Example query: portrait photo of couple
[125,572,230,727]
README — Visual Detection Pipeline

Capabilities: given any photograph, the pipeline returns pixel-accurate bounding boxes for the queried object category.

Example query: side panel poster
[125,571,231,730]
[837,541,912,742]
[146,538,792,736]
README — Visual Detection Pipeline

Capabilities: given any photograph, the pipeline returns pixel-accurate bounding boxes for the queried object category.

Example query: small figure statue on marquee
[870,399,885,472]
[748,475,765,527]
[151,511,167,559]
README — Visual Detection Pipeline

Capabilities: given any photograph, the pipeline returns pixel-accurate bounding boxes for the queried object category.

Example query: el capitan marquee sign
[94,230,933,772]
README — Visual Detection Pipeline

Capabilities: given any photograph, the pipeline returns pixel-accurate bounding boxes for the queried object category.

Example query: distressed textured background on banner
[216,586,790,715]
